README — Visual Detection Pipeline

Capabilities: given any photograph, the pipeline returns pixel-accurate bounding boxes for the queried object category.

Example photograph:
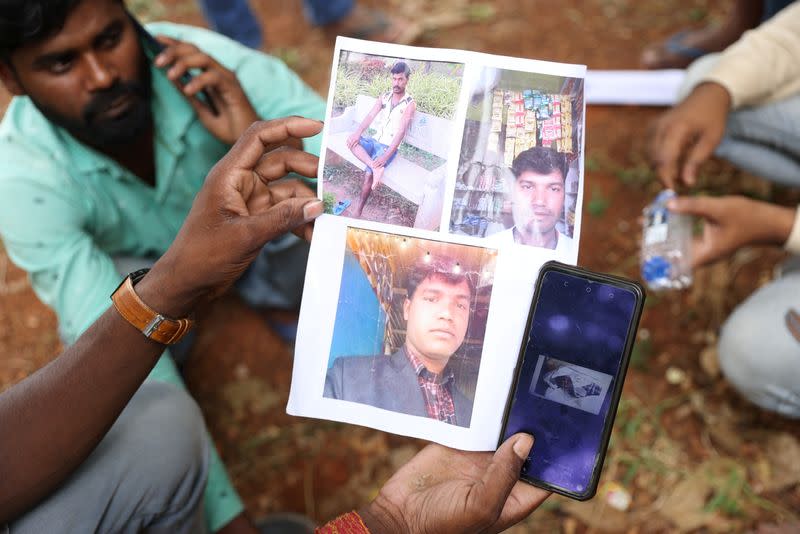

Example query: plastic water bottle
[640,190,692,291]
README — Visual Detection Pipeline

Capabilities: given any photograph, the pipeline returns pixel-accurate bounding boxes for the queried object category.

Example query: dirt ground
[1,0,799,532]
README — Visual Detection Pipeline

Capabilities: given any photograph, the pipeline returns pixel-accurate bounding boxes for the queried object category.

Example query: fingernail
[513,434,534,460]
[303,199,324,221]
[154,54,166,67]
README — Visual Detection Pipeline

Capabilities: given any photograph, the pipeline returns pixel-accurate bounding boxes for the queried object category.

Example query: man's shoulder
[485,226,515,244]
[332,353,390,371]
[0,99,71,186]
[556,230,575,253]
[331,351,409,376]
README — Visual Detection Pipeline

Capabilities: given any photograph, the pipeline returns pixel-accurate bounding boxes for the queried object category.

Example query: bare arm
[668,195,796,267]
[386,101,416,157]
[347,98,384,148]
[0,118,324,523]
[373,101,416,168]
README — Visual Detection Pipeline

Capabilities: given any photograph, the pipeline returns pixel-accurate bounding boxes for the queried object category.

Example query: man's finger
[267,179,316,204]
[691,233,717,268]
[243,197,323,249]
[681,131,718,186]
[667,195,719,219]
[653,122,690,188]
[473,434,534,523]
[253,147,319,186]
[224,118,323,174]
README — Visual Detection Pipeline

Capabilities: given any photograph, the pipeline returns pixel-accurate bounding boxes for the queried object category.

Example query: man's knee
[116,382,208,489]
[718,278,800,417]
[10,382,208,533]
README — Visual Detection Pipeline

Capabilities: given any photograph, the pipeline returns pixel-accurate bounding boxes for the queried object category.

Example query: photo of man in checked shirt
[324,255,478,428]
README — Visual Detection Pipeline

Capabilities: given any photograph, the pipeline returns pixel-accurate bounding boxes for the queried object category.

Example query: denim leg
[718,273,800,418]
[715,94,800,187]
[234,233,310,310]
[9,382,209,533]
[197,0,263,48]
[303,0,354,26]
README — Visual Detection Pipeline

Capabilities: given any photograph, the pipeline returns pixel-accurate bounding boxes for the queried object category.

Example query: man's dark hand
[648,82,732,189]
[360,433,550,534]
[154,35,261,145]
[668,195,796,267]
[138,117,324,317]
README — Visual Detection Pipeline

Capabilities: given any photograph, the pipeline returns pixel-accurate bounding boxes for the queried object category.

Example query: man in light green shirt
[0,0,324,531]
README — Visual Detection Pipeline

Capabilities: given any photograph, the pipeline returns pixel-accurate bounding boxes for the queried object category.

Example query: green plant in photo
[354,69,461,120]
[322,192,337,214]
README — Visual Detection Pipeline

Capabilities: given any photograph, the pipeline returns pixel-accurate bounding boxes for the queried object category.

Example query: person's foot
[323,5,421,45]
[640,26,746,69]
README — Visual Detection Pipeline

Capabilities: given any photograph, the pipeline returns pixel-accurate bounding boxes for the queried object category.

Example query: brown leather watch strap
[111,276,194,345]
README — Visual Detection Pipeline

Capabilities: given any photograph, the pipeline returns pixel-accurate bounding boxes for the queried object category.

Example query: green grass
[334,66,461,119]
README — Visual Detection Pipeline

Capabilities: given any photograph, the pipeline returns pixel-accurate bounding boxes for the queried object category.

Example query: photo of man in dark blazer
[324,258,476,427]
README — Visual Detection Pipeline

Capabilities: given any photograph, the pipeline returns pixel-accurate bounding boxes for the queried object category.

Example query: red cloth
[317,511,370,533]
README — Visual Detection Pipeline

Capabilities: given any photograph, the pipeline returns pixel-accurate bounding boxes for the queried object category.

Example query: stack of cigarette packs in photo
[496,89,574,167]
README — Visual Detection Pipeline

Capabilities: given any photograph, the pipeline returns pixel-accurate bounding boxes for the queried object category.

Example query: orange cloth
[317,511,370,534]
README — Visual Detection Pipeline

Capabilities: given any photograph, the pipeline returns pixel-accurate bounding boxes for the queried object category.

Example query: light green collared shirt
[0,22,324,532]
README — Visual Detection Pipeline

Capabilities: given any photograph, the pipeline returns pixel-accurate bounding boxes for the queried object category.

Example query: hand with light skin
[360,434,551,534]
[649,82,732,189]
[347,131,362,149]
[153,35,287,147]
[372,152,391,169]
[667,195,796,267]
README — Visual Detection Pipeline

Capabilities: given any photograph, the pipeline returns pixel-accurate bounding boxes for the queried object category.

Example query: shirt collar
[402,346,455,385]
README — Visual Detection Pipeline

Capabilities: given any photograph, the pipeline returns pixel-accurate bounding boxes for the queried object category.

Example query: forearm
[751,201,796,246]
[0,265,190,522]
[701,2,800,107]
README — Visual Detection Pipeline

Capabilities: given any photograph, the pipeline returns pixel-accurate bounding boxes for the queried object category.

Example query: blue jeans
[198,0,355,48]
[358,136,397,172]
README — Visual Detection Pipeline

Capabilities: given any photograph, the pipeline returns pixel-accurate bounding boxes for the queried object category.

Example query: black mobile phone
[126,11,219,116]
[499,261,645,500]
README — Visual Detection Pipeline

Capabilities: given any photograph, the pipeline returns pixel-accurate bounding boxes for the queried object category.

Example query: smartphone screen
[501,265,642,498]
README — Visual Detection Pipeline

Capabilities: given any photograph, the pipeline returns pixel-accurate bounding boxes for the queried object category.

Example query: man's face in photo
[391,72,409,94]
[403,273,471,369]
[510,169,565,240]
[0,0,151,148]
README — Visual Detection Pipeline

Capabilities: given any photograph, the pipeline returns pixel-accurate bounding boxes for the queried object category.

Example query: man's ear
[0,60,26,96]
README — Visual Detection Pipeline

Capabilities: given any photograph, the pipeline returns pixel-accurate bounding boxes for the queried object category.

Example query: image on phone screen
[502,267,640,497]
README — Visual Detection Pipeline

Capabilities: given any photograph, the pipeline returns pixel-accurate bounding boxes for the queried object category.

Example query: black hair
[511,146,567,182]
[0,0,115,58]
[390,61,411,78]
[406,256,475,302]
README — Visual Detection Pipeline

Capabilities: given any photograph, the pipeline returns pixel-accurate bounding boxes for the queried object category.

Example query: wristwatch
[111,268,194,345]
